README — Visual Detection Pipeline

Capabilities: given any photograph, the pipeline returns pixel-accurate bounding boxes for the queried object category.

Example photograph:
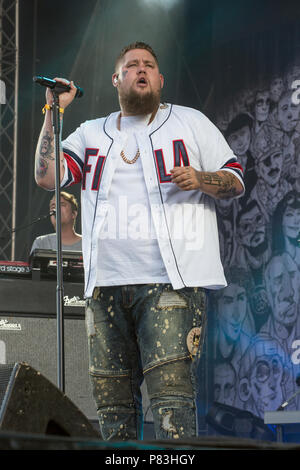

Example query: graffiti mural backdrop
[202,23,300,438]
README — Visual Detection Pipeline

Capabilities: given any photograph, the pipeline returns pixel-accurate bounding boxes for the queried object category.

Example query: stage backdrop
[7,0,300,441]
[197,3,300,440]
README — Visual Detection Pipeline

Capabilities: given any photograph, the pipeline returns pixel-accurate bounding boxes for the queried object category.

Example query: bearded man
[34,42,244,441]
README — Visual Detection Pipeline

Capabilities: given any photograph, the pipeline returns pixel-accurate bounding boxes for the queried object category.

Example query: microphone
[33,75,84,98]
[277,374,300,411]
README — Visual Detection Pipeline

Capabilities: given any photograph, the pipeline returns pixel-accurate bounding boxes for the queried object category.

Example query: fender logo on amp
[0,319,22,331]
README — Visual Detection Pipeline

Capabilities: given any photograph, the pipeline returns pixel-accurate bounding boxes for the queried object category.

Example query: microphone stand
[52,91,65,393]
[277,389,300,411]
[33,75,84,393]
[0,212,56,238]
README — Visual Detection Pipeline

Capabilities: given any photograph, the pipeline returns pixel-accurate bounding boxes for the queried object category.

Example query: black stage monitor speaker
[0,362,100,437]
[206,401,275,441]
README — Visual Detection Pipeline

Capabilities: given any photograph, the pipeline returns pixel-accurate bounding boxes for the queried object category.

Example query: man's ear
[112,74,119,87]
[160,73,164,89]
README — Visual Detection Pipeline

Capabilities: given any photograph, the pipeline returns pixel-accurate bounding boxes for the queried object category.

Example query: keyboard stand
[264,411,300,442]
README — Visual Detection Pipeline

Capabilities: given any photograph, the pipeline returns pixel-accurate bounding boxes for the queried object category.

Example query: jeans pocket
[156,289,189,310]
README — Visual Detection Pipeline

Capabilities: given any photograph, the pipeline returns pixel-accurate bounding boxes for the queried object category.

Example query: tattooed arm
[170,166,244,199]
[34,111,62,189]
[34,78,77,190]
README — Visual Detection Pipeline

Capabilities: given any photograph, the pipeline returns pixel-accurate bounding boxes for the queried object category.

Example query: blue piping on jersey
[84,115,113,298]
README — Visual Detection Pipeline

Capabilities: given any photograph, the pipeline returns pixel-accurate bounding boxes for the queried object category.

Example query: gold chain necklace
[120,149,140,164]
[118,108,158,164]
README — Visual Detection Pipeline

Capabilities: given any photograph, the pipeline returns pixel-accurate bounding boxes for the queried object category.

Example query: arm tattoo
[36,131,54,178]
[200,171,239,199]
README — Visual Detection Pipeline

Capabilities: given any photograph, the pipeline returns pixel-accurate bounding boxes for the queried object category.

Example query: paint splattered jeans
[85,283,207,441]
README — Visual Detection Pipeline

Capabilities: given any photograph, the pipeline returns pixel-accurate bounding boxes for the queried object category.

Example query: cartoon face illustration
[285,65,300,90]
[254,91,270,122]
[214,362,237,406]
[238,335,288,418]
[216,111,230,132]
[270,76,284,103]
[233,89,249,114]
[238,202,268,250]
[227,125,251,156]
[272,191,300,252]
[256,149,283,187]
[216,198,235,217]
[248,354,285,415]
[277,91,300,133]
[282,204,300,240]
[244,88,255,110]
[265,253,300,328]
[217,283,248,343]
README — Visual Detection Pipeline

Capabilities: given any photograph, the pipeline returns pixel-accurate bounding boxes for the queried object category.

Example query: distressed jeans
[85,283,207,441]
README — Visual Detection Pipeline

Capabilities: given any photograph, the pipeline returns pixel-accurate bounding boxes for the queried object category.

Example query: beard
[119,85,161,115]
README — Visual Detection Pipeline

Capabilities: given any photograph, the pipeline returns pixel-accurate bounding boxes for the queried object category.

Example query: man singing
[34,42,244,441]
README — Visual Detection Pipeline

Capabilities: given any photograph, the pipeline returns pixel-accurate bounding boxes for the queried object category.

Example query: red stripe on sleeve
[64,152,82,184]
[224,162,244,173]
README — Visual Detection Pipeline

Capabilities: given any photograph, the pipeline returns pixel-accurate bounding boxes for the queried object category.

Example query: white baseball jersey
[61,103,244,298]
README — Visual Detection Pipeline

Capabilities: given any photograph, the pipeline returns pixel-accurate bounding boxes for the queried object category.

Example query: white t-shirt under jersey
[96,114,170,286]
[61,104,245,298]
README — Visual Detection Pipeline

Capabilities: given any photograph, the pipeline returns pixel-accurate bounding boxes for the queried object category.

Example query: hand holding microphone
[33,75,84,111]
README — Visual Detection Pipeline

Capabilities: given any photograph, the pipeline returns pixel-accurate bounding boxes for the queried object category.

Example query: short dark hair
[224,113,253,139]
[236,199,259,226]
[210,266,254,311]
[115,41,159,71]
[272,190,300,252]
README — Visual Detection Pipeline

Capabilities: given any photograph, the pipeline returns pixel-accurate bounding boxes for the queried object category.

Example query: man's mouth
[251,231,264,244]
[230,322,241,333]
[261,393,277,407]
[286,119,297,129]
[136,77,148,87]
[281,302,296,319]
[268,168,279,178]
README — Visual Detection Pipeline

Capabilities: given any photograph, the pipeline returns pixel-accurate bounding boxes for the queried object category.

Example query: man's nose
[232,309,240,321]
[279,273,294,302]
[137,63,146,73]
[268,375,276,391]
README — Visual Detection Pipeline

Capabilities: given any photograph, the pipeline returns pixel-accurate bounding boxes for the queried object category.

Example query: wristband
[42,104,64,114]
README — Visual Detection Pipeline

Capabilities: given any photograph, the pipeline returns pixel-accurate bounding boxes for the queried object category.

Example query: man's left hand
[170,166,200,191]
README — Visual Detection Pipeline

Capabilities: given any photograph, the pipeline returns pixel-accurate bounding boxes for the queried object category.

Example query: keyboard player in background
[30,191,82,254]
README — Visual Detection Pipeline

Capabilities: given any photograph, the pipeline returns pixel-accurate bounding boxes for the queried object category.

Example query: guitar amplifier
[0,277,153,431]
